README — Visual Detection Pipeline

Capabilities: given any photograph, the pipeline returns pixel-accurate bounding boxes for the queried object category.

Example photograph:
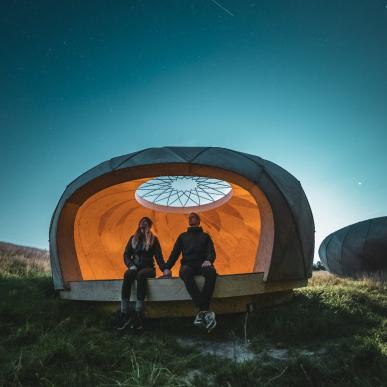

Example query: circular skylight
[135,176,233,213]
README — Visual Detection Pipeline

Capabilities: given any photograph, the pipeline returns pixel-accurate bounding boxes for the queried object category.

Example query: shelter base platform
[59,272,307,317]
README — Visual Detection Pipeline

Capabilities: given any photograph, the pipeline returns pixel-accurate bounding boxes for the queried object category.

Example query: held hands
[202,260,212,268]
[129,265,138,271]
[163,269,172,277]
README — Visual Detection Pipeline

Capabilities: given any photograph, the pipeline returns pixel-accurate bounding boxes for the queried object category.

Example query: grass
[0,242,386,386]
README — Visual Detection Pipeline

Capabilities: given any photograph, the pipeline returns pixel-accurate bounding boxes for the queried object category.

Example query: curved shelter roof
[319,216,387,276]
[49,147,315,290]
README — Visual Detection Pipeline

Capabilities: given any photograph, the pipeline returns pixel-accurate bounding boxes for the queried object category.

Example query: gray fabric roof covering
[49,146,315,287]
[319,216,387,276]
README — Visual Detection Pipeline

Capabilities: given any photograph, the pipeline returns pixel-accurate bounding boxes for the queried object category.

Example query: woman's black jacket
[123,236,165,271]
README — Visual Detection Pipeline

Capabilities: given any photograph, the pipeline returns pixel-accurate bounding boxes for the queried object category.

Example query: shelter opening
[72,176,262,280]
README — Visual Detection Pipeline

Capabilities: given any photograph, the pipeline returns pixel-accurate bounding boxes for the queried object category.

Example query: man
[163,212,217,331]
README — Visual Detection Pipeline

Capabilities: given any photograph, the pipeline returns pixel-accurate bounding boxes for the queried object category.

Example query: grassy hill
[0,242,386,386]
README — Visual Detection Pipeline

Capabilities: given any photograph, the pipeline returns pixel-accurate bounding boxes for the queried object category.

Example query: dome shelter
[49,147,315,316]
[319,216,387,277]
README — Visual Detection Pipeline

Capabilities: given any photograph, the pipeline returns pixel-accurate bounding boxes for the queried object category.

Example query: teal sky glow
[1,1,387,261]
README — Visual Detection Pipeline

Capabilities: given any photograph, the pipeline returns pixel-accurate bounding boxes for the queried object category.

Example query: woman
[115,216,165,330]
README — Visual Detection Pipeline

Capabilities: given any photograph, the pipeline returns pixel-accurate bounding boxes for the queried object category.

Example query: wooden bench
[59,273,307,317]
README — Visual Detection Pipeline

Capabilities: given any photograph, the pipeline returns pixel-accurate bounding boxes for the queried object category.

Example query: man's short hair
[189,212,201,223]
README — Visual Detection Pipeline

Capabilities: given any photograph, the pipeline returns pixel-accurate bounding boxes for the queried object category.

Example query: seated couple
[115,212,217,331]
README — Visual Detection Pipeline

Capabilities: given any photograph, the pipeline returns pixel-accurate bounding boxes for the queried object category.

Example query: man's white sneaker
[193,311,207,327]
[204,311,217,332]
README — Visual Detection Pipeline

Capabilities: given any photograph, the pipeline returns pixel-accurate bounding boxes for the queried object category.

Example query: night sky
[1,0,387,260]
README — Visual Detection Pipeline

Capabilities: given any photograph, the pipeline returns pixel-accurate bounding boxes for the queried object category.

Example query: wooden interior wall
[70,178,261,280]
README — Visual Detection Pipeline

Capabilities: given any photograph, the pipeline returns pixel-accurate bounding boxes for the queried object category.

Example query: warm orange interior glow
[72,178,261,280]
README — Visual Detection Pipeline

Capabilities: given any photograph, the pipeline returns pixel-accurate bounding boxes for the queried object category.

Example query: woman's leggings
[121,267,156,301]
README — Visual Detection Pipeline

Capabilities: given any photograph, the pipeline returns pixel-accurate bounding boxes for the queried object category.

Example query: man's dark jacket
[165,226,216,269]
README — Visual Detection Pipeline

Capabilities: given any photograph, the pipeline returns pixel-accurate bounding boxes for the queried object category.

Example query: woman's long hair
[131,216,155,251]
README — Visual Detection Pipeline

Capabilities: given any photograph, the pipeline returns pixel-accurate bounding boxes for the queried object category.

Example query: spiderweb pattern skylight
[135,176,232,212]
